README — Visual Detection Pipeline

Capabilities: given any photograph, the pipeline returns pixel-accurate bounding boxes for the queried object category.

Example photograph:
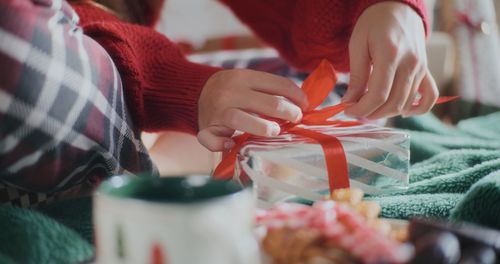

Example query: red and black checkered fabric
[0,0,156,207]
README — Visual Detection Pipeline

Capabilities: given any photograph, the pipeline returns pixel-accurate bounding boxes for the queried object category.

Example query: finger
[240,91,302,123]
[406,72,439,116]
[344,37,371,103]
[197,126,235,152]
[402,68,425,116]
[366,63,416,119]
[221,108,281,137]
[247,71,309,110]
[344,57,397,118]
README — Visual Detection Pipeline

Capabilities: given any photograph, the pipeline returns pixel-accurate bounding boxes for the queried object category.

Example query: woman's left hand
[343,1,438,119]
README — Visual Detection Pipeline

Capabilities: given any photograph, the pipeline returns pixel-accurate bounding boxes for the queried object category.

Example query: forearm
[72,2,221,133]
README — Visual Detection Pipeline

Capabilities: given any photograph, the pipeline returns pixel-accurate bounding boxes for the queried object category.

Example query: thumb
[343,39,370,103]
[197,126,235,152]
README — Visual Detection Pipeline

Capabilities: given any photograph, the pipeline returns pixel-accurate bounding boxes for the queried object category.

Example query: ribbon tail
[212,134,250,180]
[413,95,459,106]
[436,96,459,104]
[213,150,238,180]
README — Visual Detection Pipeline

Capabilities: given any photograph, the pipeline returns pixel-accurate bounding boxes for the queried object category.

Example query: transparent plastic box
[234,124,410,207]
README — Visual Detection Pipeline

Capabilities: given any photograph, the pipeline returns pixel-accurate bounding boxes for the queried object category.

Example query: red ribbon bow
[213,59,457,193]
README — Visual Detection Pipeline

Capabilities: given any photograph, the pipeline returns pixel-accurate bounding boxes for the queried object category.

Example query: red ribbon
[213,59,457,193]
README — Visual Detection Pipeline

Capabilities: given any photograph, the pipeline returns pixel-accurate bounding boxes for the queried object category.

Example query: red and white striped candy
[256,201,405,264]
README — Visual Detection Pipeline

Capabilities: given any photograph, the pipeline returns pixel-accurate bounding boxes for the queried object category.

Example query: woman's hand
[197,69,308,151]
[343,1,438,119]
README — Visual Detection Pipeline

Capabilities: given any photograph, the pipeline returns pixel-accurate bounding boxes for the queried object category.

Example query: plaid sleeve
[0,0,156,207]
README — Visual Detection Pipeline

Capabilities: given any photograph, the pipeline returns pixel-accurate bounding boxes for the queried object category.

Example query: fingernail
[224,140,235,149]
[270,123,281,136]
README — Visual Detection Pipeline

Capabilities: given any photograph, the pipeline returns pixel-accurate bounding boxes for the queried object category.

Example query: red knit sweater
[71,0,427,134]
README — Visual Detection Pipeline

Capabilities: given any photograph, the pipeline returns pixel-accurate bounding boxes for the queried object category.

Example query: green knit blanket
[371,112,500,227]
[1,112,499,263]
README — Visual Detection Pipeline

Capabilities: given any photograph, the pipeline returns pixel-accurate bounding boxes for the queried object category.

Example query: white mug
[94,175,259,264]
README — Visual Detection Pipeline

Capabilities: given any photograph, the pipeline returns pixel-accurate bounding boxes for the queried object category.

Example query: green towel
[394,113,500,163]
[368,150,500,220]
[1,112,499,263]
[450,170,500,229]
[36,197,93,244]
[369,112,500,229]
[0,205,93,263]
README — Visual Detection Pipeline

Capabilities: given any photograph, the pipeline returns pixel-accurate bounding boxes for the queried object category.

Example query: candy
[409,231,461,264]
[458,245,496,264]
[258,188,415,264]
[390,227,409,242]
[354,201,382,220]
[367,218,392,236]
[262,229,289,262]
[330,188,364,205]
[262,227,351,264]
[287,229,322,263]
[258,200,405,264]
[409,218,500,254]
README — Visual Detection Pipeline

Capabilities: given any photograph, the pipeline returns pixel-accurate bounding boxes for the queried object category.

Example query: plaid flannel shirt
[0,0,156,207]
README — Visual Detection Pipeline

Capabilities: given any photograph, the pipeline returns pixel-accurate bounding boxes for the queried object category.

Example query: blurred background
[145,0,500,175]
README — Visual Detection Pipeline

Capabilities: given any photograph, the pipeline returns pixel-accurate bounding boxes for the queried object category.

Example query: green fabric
[369,112,500,229]
[450,170,500,229]
[36,197,94,243]
[393,113,500,163]
[0,112,499,263]
[0,204,93,263]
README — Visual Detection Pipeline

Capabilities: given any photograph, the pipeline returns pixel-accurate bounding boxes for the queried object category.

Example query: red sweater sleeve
[221,0,428,72]
[71,2,221,133]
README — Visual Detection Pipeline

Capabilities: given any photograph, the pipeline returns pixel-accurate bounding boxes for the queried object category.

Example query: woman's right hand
[197,69,308,151]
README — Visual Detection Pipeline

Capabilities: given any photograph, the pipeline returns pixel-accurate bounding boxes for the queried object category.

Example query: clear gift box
[233,124,410,208]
